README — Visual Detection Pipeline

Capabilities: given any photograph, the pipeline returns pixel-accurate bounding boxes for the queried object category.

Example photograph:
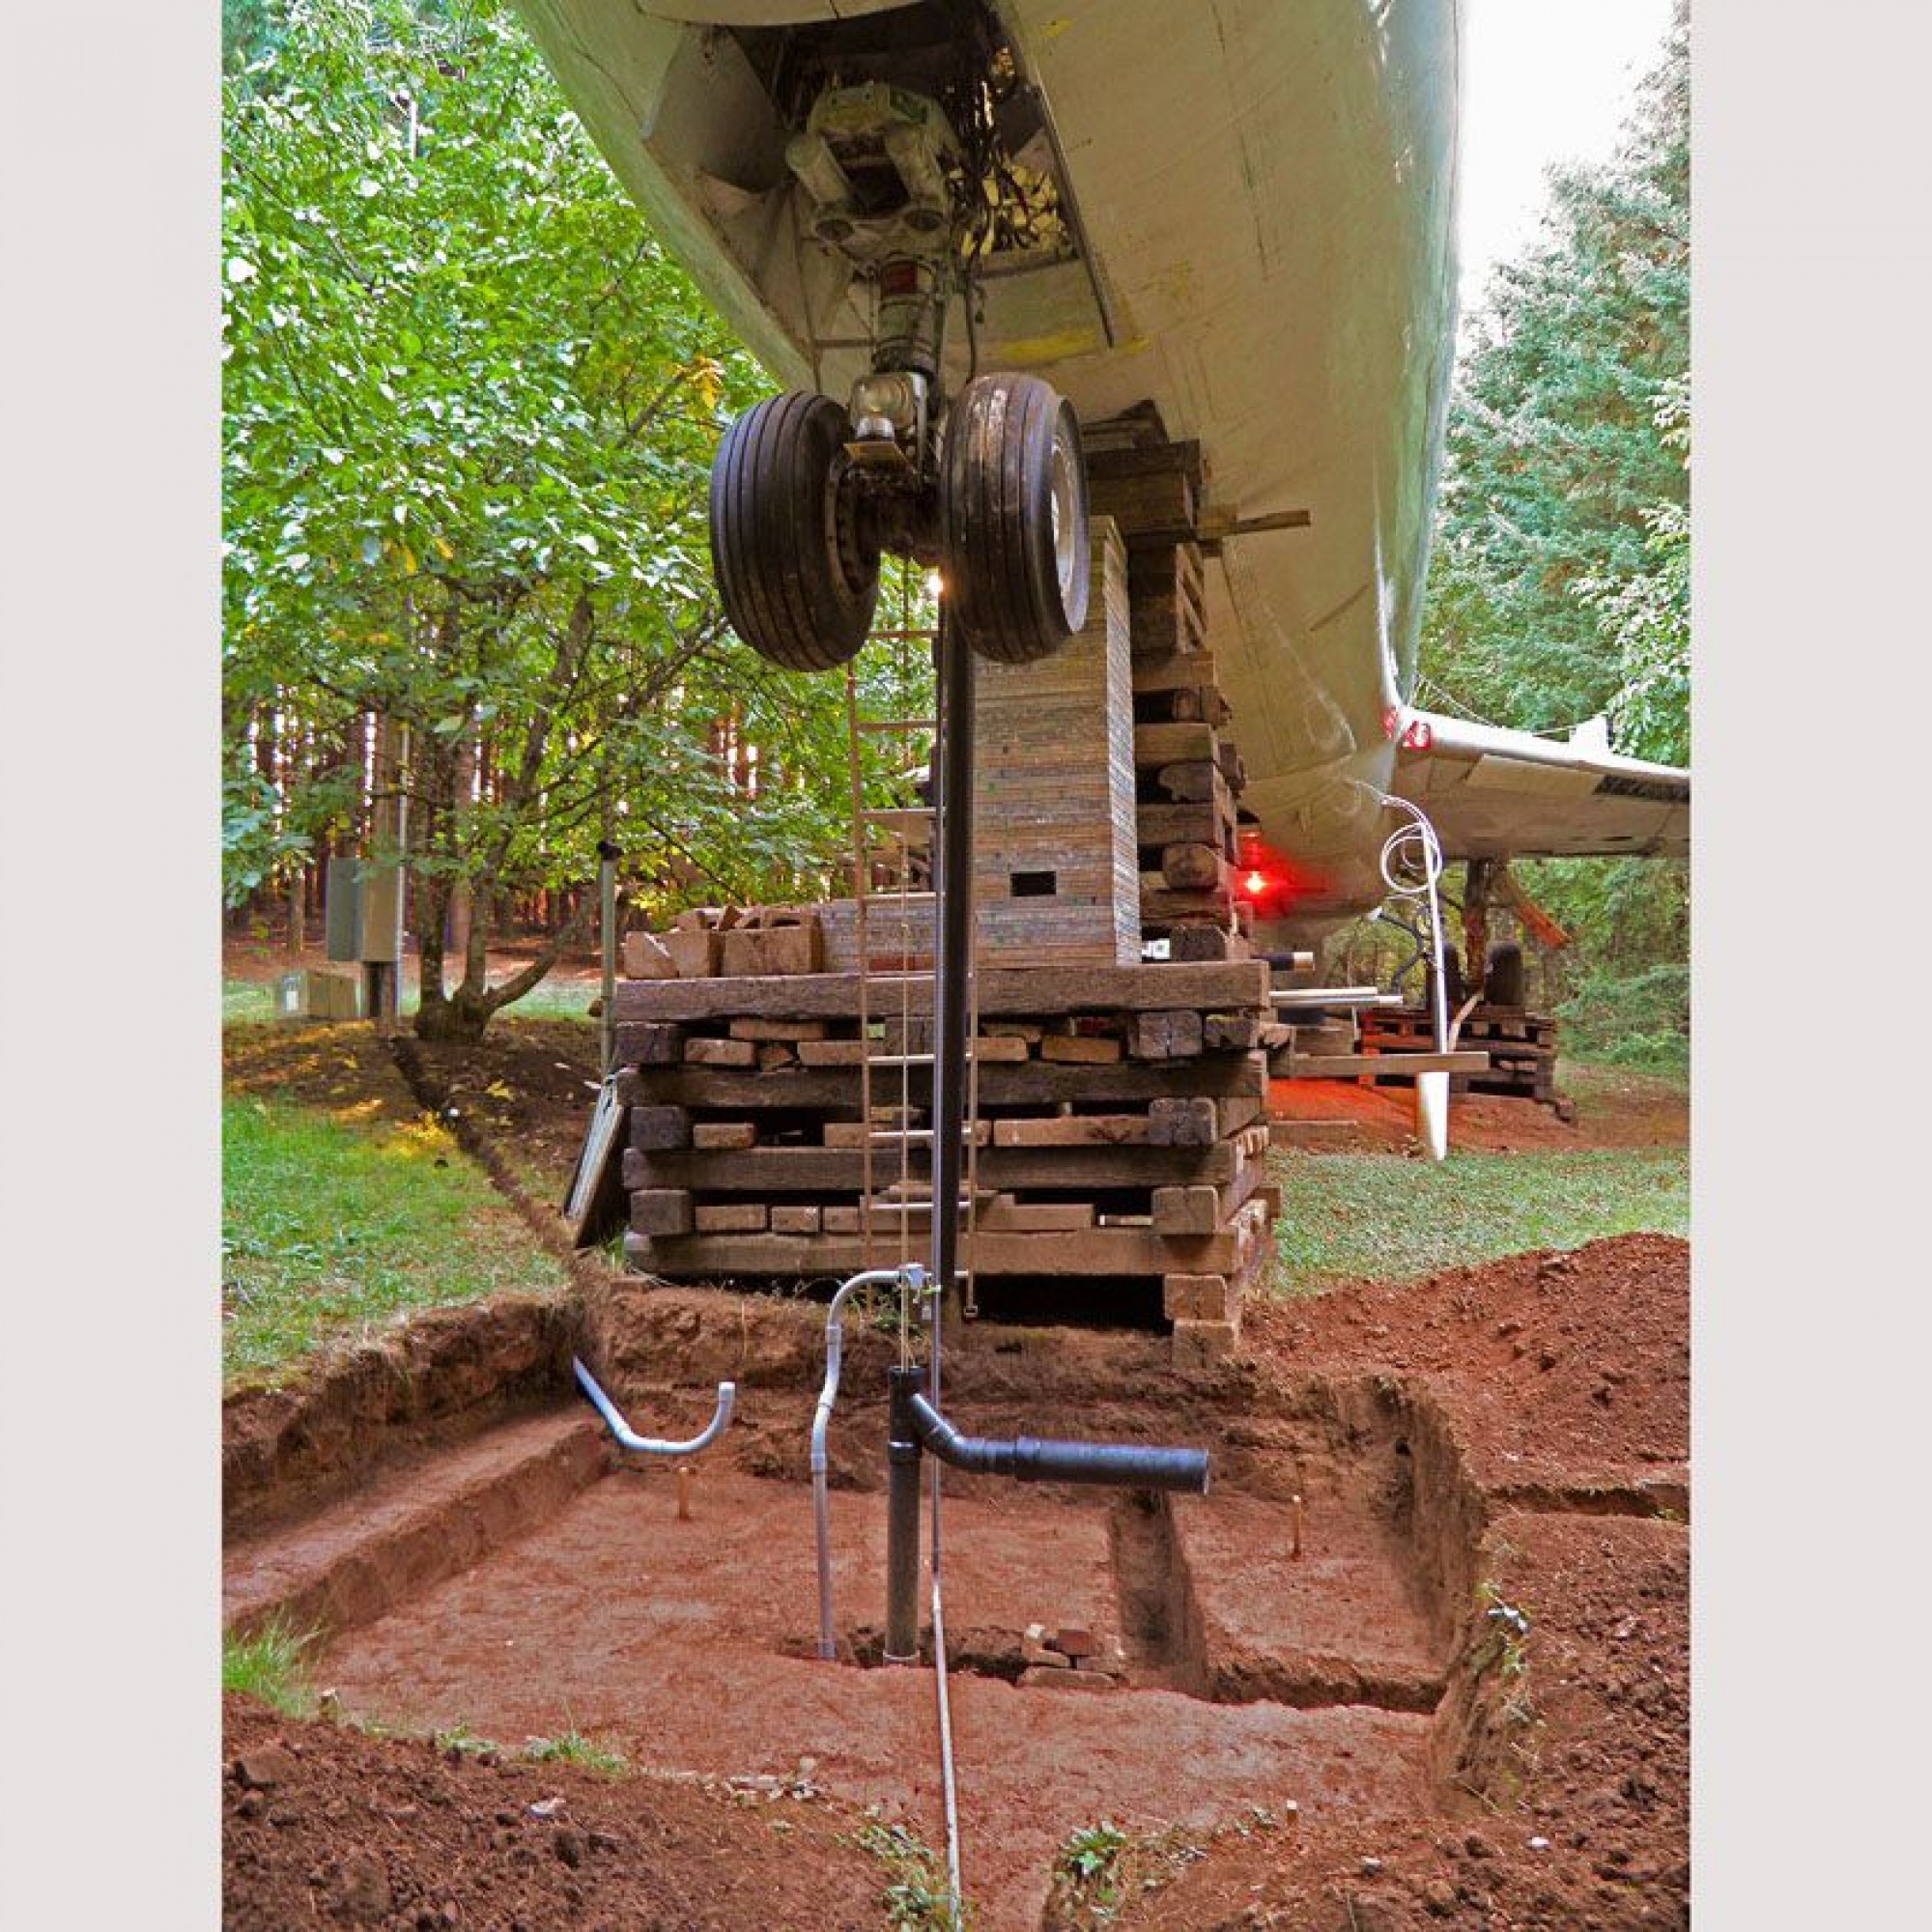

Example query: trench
[225,1336,1679,1932]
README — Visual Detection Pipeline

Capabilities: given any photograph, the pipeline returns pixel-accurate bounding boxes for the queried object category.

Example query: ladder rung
[862,808,934,826]
[867,1052,936,1067]
[870,1127,934,1142]
[857,717,938,733]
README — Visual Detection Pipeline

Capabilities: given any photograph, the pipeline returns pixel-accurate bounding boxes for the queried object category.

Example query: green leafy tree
[223,0,887,1037]
[1423,5,1688,739]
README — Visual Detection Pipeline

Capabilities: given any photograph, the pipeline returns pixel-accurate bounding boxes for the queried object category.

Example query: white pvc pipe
[571,1358,736,1457]
[812,1266,924,1662]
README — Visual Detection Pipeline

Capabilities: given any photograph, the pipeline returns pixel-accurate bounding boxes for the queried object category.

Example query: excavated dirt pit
[224,1234,1690,1929]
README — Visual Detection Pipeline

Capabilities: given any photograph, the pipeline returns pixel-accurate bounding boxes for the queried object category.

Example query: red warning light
[1244,869,1267,896]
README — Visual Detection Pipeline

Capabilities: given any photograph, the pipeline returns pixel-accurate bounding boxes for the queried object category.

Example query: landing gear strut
[706,79,1090,673]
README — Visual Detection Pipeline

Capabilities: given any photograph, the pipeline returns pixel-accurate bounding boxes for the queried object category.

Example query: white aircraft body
[515,0,1689,941]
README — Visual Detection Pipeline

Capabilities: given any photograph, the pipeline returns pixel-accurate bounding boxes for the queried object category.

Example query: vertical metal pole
[885,1365,927,1662]
[928,611,976,1319]
[597,839,619,1079]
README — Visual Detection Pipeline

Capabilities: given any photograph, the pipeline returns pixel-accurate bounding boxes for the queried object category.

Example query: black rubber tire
[709,391,878,672]
[940,373,1090,664]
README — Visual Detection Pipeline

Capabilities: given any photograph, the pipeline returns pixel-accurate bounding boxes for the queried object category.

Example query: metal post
[929,611,976,1318]
[885,1365,927,1662]
[597,839,619,1078]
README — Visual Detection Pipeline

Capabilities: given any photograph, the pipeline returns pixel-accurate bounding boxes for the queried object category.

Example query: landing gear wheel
[940,373,1090,664]
[709,391,879,672]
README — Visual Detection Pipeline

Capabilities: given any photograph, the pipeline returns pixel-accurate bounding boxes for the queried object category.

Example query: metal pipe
[929,609,976,1320]
[571,1357,736,1458]
[884,1366,927,1662]
[906,1393,1209,1494]
[812,1267,923,1662]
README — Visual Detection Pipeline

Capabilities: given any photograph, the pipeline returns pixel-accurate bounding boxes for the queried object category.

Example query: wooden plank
[729,1016,832,1041]
[992,1115,1151,1148]
[796,1039,867,1065]
[1040,1033,1122,1065]
[975,1200,1096,1233]
[630,1215,1266,1280]
[1133,722,1218,769]
[1135,801,1233,849]
[683,1037,757,1068]
[614,959,1269,1025]
[628,1139,1253,1193]
[691,1122,756,1151]
[619,1052,1266,1112]
[695,1203,768,1234]
[1293,1051,1492,1078]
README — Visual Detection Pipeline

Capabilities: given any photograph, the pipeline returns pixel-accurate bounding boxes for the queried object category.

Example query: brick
[1054,1625,1098,1659]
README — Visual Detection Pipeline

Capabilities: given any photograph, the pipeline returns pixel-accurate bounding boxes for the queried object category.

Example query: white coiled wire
[1376,793,1450,1054]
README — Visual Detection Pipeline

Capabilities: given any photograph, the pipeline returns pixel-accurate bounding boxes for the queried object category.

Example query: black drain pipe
[909,1393,1211,1492]
[884,1368,1210,1658]
[930,609,976,1319]
[885,1366,928,1662]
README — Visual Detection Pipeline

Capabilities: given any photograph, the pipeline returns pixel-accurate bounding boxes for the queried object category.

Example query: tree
[223,0,891,1037]
[1422,5,1688,741]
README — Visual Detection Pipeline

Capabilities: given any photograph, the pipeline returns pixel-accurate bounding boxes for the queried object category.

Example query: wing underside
[1391,710,1689,862]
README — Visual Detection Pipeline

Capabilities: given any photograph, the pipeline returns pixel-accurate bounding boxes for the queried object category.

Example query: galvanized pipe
[812,1266,924,1662]
[571,1357,736,1458]
[906,1393,1210,1493]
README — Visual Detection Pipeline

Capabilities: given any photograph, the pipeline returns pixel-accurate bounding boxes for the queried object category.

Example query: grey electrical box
[325,856,363,962]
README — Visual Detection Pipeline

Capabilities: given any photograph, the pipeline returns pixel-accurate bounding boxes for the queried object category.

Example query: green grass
[223,1619,321,1717]
[522,1729,630,1775]
[1270,1147,1689,1291]
[223,979,278,1023]
[222,1093,562,1382]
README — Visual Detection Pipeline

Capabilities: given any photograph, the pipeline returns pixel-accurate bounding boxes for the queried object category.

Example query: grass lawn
[1270,1146,1689,1293]
[222,1092,562,1384]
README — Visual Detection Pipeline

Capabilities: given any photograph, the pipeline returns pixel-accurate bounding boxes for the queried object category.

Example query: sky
[1456,0,1677,315]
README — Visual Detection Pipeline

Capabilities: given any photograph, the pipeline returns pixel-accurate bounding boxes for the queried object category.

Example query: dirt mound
[223,1693,893,1930]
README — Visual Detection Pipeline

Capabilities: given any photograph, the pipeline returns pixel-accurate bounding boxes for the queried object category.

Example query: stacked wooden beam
[1088,429,1252,955]
[1359,1003,1561,1104]
[611,961,1279,1363]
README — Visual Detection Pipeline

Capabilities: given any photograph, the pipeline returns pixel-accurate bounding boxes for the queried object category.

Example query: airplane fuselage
[517,0,1463,937]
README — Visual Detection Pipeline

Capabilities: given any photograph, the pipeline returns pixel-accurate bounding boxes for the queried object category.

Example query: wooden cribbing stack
[611,960,1277,1364]
[1359,1003,1563,1108]
[1087,414,1254,958]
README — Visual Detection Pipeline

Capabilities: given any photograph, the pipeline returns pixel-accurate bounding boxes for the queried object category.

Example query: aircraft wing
[1389,709,1689,862]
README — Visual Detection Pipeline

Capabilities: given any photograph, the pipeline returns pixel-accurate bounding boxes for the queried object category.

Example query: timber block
[623,1022,688,1067]
[1171,1316,1241,1370]
[1168,924,1247,963]
[666,928,719,979]
[630,1105,692,1152]
[694,1203,768,1234]
[1163,1272,1237,1322]
[1148,1096,1217,1147]
[771,1205,822,1235]
[622,931,676,980]
[1151,1186,1222,1236]
[683,1037,756,1068]
[1128,1009,1205,1060]
[1203,1010,1262,1050]
[692,1122,756,1151]
[1040,1033,1122,1065]
[719,920,823,978]
[728,1016,831,1041]
[631,1190,694,1237]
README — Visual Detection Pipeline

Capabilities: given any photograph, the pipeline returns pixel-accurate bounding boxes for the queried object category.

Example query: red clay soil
[1269,1073,1688,1153]
[224,1234,1689,1929]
